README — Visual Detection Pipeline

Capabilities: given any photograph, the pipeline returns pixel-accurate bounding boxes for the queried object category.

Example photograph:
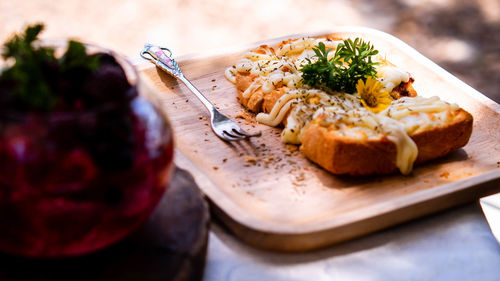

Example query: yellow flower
[356,77,392,113]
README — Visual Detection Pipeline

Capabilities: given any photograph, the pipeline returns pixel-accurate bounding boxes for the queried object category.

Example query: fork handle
[141,44,216,115]
[177,75,217,116]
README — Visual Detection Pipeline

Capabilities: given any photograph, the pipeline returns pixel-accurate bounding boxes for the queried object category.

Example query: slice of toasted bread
[299,109,473,175]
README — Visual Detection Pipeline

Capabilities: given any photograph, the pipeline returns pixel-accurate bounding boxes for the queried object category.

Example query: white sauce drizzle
[376,64,411,92]
[242,79,262,99]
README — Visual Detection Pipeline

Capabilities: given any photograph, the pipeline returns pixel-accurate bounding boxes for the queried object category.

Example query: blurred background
[1,0,499,236]
[1,0,499,103]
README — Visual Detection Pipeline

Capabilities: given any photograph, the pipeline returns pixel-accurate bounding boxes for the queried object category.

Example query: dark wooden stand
[0,167,210,281]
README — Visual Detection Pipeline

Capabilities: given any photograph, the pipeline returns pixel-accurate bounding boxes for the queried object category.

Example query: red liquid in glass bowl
[0,48,174,258]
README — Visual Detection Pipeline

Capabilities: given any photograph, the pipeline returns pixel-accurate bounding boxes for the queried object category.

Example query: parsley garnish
[300,38,379,94]
[0,24,99,111]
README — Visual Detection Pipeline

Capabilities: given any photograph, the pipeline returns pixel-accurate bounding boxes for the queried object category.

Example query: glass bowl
[0,42,174,258]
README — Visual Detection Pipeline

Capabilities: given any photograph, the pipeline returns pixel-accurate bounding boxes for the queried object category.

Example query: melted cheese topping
[255,89,361,144]
[225,37,459,175]
[384,96,458,119]
[376,63,410,92]
[384,96,459,135]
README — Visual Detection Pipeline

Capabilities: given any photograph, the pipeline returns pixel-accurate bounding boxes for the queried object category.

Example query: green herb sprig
[1,24,99,111]
[300,38,379,94]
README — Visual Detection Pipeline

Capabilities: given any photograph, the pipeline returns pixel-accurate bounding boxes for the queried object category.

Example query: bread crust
[299,109,473,175]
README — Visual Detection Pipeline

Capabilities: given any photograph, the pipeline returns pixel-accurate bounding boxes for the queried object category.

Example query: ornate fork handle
[140,44,214,112]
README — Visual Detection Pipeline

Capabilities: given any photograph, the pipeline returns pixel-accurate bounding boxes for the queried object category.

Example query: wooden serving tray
[137,27,500,252]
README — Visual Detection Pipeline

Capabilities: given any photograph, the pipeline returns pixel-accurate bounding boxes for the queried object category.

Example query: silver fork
[140,44,261,141]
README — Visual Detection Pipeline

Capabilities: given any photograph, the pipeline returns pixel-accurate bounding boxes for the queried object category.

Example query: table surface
[2,1,500,280]
[204,203,500,281]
